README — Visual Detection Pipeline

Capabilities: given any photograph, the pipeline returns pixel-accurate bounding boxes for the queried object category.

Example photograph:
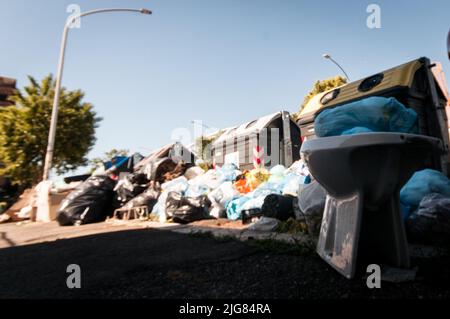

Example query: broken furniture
[113,206,149,220]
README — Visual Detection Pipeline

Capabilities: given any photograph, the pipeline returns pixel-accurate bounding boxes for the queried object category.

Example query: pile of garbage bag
[57,156,189,225]
[52,139,450,262]
[54,141,450,248]
[56,154,317,227]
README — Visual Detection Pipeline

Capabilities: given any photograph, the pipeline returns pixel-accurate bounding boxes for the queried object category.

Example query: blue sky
[1,0,449,174]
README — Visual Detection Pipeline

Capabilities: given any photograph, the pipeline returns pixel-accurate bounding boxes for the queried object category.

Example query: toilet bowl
[300,132,443,278]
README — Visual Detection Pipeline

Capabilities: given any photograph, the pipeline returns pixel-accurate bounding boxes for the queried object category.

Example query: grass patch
[188,228,315,256]
[275,218,309,234]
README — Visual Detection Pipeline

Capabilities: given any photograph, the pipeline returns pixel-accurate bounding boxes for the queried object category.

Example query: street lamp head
[322,53,331,59]
[140,8,152,15]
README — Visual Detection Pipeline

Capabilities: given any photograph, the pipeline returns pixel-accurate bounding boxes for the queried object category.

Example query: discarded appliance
[211,111,302,170]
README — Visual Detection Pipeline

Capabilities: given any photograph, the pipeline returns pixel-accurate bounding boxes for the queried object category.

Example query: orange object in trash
[234,179,251,194]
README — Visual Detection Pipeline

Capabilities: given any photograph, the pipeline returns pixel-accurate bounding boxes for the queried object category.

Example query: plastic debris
[207,182,240,218]
[184,166,205,180]
[234,179,251,194]
[297,180,327,235]
[248,217,280,232]
[245,168,269,191]
[400,169,450,217]
[314,97,418,137]
[406,193,450,245]
[226,196,251,220]
[267,165,287,184]
[216,163,241,183]
[166,191,211,224]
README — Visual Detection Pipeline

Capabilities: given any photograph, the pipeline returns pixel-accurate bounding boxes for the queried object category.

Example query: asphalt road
[0,227,449,299]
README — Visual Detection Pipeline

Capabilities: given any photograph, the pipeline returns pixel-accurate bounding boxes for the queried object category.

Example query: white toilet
[300,132,443,278]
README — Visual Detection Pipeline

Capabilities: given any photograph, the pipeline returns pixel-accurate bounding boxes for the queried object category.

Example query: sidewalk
[0,218,311,249]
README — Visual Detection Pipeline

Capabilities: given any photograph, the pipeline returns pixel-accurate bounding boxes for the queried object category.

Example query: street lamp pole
[322,53,350,82]
[42,8,152,181]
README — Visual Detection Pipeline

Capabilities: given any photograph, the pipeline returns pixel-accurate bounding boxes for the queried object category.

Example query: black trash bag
[165,191,211,224]
[241,208,263,223]
[57,175,116,226]
[261,194,295,221]
[121,187,160,212]
[298,180,327,236]
[113,172,149,207]
[406,193,450,246]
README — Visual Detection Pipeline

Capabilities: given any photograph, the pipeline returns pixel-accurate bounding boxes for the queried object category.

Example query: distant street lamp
[42,8,152,181]
[447,28,450,60]
[322,53,351,82]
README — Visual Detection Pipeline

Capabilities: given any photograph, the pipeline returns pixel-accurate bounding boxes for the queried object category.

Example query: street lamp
[42,8,152,181]
[322,53,350,82]
[447,28,450,60]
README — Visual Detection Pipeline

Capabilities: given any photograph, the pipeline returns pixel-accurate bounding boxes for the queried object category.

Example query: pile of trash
[54,156,317,232]
[50,95,450,246]
[3,95,448,249]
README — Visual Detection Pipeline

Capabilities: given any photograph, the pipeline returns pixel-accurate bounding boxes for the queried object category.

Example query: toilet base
[317,191,410,279]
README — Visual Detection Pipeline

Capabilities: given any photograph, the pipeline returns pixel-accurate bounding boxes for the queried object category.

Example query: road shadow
[0,226,449,299]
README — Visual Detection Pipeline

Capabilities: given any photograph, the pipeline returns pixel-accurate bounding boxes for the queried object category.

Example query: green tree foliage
[195,130,224,161]
[0,74,101,188]
[293,75,347,120]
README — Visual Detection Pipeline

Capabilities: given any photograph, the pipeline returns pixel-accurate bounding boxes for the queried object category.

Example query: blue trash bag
[184,183,210,197]
[252,182,284,197]
[400,169,450,218]
[268,165,287,184]
[217,163,240,182]
[226,196,251,220]
[314,96,418,137]
[281,173,309,197]
[342,126,373,135]
[226,182,283,220]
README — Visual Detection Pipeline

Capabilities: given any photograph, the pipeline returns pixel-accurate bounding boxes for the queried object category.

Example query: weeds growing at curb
[275,218,309,234]
[189,229,315,256]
